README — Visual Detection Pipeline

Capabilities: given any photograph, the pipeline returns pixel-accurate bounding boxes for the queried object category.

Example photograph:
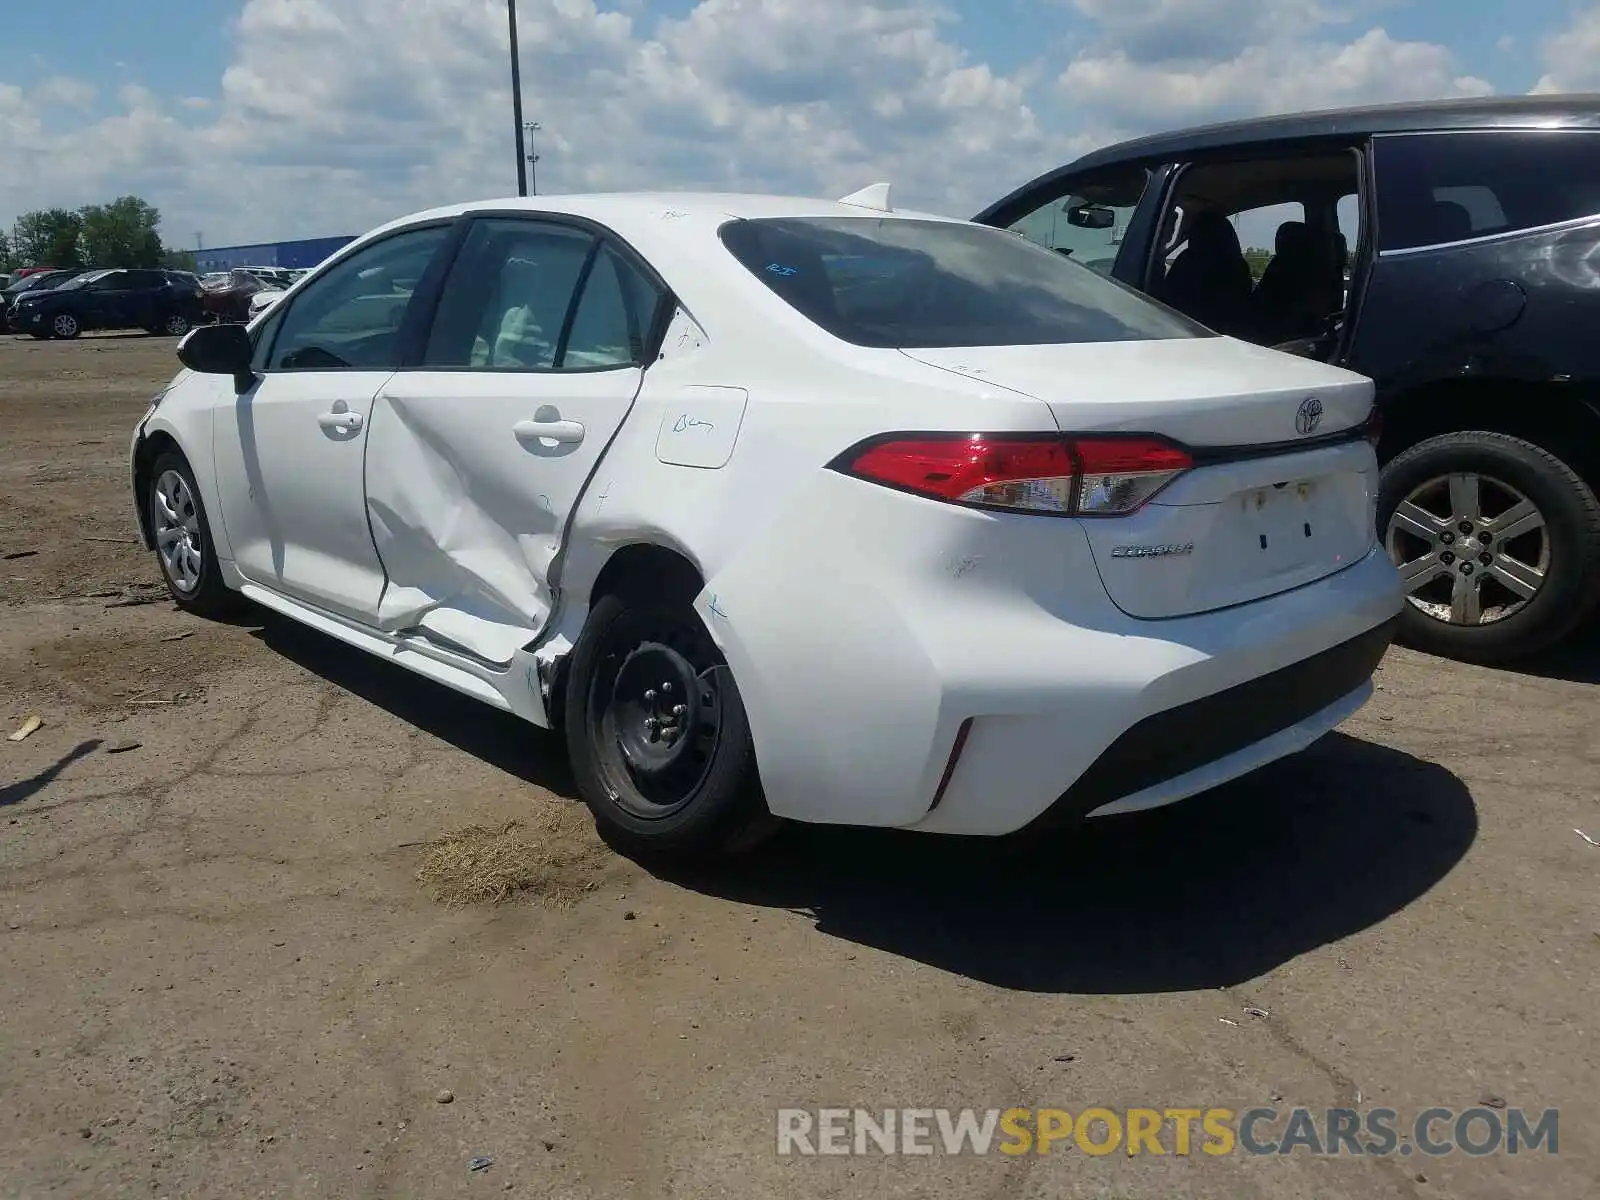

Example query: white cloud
[33,76,96,110]
[1060,22,1492,136]
[0,0,1525,251]
[1531,7,1600,93]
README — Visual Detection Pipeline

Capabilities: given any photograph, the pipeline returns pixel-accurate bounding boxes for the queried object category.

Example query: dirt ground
[2,332,1597,1199]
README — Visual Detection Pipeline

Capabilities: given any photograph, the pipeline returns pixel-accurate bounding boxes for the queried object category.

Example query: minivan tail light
[836,434,1192,517]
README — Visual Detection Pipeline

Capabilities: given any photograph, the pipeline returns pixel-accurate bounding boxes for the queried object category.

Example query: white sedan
[129,188,1402,859]
[247,288,285,318]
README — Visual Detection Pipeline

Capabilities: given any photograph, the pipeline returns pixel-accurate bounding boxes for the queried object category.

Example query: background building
[194,235,354,272]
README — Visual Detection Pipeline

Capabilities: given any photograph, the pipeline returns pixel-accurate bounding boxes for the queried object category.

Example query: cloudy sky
[2,0,1597,250]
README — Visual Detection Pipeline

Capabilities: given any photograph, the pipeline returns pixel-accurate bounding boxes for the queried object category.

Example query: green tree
[0,229,12,272]
[162,247,198,272]
[11,209,85,268]
[78,195,164,267]
[1242,246,1272,282]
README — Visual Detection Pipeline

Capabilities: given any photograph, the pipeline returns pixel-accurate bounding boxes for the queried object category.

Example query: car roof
[367,190,954,234]
[340,190,967,342]
[973,94,1600,225]
[1061,94,1600,175]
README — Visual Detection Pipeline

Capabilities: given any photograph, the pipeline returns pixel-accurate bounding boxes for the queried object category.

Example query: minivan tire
[1378,431,1600,663]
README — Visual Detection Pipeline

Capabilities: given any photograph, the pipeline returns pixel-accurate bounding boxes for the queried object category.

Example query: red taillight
[837,433,1192,517]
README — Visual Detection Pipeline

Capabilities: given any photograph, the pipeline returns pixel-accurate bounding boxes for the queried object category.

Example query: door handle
[318,411,363,432]
[513,418,585,445]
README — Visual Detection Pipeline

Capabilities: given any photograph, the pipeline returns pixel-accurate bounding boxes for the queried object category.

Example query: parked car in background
[1,268,81,331]
[200,268,271,323]
[979,94,1600,664]
[247,287,287,319]
[130,191,1399,859]
[10,267,202,338]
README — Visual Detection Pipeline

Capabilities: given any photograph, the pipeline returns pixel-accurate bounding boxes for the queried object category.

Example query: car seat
[1158,211,1254,334]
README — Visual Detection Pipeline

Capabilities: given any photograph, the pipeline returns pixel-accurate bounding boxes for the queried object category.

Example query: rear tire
[563,590,777,861]
[1378,431,1600,663]
[147,450,236,618]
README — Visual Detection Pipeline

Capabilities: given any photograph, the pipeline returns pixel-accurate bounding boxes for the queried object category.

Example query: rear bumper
[1030,615,1396,827]
[700,470,1403,835]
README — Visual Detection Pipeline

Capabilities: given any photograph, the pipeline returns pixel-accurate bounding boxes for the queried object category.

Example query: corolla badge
[1295,395,1324,436]
[1109,543,1195,558]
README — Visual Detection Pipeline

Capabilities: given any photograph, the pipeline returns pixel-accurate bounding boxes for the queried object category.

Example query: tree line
[1,196,196,273]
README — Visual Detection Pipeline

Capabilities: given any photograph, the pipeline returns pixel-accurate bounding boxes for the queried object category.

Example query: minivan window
[718,216,1209,348]
[1374,130,1600,251]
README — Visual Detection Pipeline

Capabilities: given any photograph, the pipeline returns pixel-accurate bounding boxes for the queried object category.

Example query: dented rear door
[362,219,661,666]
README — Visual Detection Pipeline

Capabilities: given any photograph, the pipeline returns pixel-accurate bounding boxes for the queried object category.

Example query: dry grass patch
[416,805,613,907]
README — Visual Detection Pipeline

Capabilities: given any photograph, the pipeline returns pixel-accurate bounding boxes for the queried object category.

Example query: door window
[266,225,451,372]
[422,220,598,370]
[1005,167,1151,276]
[1373,130,1600,251]
[562,245,662,368]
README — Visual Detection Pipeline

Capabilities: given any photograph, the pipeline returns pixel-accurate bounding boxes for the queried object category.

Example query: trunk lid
[900,337,1379,619]
[899,336,1373,446]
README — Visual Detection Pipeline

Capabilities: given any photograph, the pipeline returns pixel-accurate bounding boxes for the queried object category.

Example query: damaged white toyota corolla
[129,188,1402,859]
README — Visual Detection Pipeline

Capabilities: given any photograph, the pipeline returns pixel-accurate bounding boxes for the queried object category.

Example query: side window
[250,306,287,372]
[268,225,449,371]
[90,272,125,291]
[1006,168,1151,276]
[562,246,662,368]
[126,270,164,289]
[422,219,596,370]
[1374,131,1600,252]
[1153,153,1361,344]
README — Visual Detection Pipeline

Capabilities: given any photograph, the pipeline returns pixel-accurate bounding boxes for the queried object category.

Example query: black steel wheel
[564,591,774,860]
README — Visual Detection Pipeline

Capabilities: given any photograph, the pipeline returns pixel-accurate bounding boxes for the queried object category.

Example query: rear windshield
[718,216,1209,348]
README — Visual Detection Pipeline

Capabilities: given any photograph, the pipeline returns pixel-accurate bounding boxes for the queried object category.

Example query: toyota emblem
[1295,396,1324,436]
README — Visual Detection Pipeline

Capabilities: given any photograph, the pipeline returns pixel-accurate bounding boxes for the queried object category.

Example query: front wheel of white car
[147,450,235,618]
[564,591,776,861]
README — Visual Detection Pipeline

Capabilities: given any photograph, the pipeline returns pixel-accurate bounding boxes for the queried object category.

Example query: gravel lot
[2,332,1596,1199]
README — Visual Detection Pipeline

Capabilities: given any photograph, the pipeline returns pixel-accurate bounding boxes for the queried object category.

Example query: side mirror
[1065,204,1116,230]
[177,322,255,392]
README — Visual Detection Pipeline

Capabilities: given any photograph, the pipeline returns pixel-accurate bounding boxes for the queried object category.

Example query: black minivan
[977,94,1600,664]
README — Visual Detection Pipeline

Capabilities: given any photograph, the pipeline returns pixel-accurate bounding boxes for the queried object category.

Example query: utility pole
[524,121,542,195]
[508,0,528,196]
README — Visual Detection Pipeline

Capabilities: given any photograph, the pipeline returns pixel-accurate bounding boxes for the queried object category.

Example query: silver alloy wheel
[1384,471,1549,626]
[152,469,204,594]
[52,313,78,337]
[164,312,190,335]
